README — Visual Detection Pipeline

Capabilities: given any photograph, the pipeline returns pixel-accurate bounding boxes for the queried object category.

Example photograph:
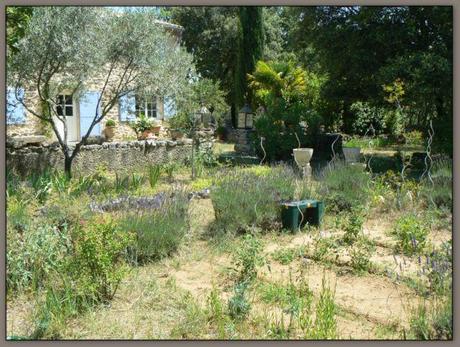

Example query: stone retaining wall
[7,134,214,177]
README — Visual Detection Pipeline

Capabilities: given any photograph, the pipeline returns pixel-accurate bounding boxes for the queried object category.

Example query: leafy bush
[350,101,386,135]
[404,130,424,146]
[29,216,134,339]
[252,101,319,161]
[342,207,365,245]
[318,163,371,213]
[67,216,134,302]
[210,165,296,235]
[248,60,324,162]
[392,214,429,255]
[232,234,264,283]
[117,191,189,262]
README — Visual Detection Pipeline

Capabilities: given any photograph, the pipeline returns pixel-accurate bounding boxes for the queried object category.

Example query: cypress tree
[234,7,264,118]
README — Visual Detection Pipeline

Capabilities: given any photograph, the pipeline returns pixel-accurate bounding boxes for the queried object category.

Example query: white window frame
[56,94,74,117]
[135,96,157,118]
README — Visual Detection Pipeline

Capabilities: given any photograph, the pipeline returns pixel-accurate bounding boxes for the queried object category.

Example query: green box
[280,199,324,231]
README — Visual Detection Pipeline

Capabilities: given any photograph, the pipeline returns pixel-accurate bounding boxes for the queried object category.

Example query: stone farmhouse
[6,19,184,144]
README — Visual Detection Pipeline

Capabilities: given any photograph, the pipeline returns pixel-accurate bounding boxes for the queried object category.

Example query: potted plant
[130,113,155,140]
[104,119,116,142]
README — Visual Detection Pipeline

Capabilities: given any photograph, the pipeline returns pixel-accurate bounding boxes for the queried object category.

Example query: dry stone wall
[7,135,214,177]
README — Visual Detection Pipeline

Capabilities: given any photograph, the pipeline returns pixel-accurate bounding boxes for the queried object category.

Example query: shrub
[342,207,365,245]
[67,215,134,302]
[392,214,429,255]
[210,165,297,235]
[117,190,189,262]
[232,234,265,283]
[318,163,370,213]
[29,216,134,339]
[404,130,424,147]
[350,101,386,135]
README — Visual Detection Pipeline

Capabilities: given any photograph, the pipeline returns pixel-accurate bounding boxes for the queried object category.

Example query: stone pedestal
[233,128,255,155]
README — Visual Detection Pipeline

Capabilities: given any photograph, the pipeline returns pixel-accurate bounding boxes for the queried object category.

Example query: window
[56,95,73,117]
[135,97,157,118]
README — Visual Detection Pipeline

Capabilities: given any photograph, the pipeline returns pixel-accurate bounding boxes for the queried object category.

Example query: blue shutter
[79,91,101,139]
[6,87,26,124]
[119,92,136,121]
[164,97,176,118]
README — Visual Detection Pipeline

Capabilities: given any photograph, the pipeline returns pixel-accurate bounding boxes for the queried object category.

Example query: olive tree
[8,7,195,177]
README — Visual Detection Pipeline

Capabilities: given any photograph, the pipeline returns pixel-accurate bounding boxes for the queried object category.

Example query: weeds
[232,234,265,283]
[342,207,365,245]
[409,297,452,340]
[305,278,337,339]
[228,281,252,321]
[163,162,177,182]
[147,164,162,189]
[392,213,429,255]
[349,239,372,274]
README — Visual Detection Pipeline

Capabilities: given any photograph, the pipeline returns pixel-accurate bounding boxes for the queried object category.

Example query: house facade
[6,20,183,143]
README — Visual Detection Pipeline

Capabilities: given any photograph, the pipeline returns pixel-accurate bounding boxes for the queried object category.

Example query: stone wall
[7,133,214,177]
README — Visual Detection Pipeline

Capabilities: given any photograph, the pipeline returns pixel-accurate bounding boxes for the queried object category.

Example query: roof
[154,19,184,33]
[109,10,184,33]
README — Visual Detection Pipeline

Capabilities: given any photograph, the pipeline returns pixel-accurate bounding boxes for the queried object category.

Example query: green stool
[280,199,324,231]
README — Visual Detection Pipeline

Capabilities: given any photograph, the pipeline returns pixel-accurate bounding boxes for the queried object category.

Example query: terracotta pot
[169,129,184,140]
[151,125,161,136]
[104,126,115,142]
[137,130,150,140]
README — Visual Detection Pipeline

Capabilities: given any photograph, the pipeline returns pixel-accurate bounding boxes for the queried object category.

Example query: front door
[54,94,79,143]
